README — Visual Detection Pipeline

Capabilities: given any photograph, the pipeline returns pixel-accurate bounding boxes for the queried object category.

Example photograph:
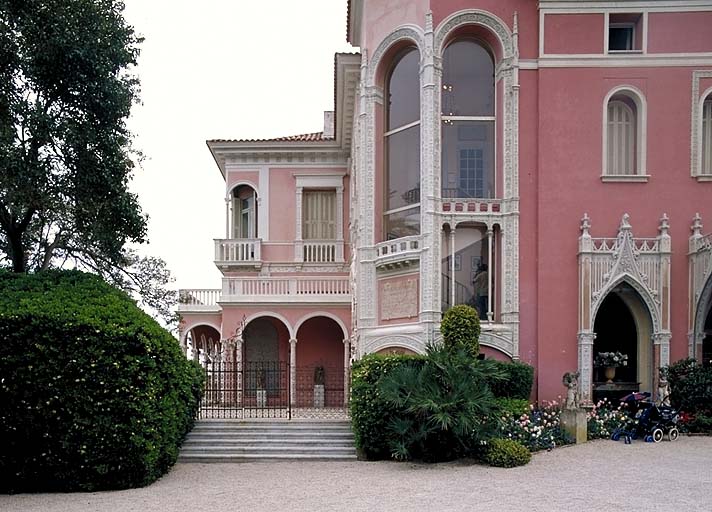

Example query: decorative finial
[580,213,591,236]
[619,213,632,231]
[692,213,703,237]
[658,213,670,236]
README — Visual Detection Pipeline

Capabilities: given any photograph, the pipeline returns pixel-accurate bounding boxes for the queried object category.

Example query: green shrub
[349,353,425,460]
[495,398,530,418]
[487,360,534,400]
[378,345,503,462]
[0,270,204,492]
[666,358,712,426]
[484,438,531,468]
[440,305,481,357]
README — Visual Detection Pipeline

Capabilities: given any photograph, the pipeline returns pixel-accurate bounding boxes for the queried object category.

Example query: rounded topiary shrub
[484,438,531,468]
[440,304,481,357]
[0,270,204,492]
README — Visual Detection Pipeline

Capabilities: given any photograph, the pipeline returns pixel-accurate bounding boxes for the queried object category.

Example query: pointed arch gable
[592,273,660,333]
[294,311,349,340]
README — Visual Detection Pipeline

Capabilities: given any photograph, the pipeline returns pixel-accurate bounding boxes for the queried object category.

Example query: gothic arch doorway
[593,282,654,396]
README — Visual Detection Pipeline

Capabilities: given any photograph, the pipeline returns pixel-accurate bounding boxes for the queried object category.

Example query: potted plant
[313,365,325,408]
[594,351,628,383]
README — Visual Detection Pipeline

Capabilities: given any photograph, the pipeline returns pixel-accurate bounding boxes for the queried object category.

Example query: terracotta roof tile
[208,131,333,144]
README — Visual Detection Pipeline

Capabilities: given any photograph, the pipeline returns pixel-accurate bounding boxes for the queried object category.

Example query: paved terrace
[3,437,711,512]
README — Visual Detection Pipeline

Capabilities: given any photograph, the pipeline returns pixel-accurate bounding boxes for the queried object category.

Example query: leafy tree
[0,1,178,325]
[0,0,146,273]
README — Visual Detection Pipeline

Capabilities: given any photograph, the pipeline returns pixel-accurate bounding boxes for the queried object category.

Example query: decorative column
[450,227,456,307]
[342,338,350,405]
[656,214,672,372]
[578,214,594,403]
[487,228,494,322]
[418,11,443,341]
[225,195,231,238]
[336,186,345,262]
[294,187,304,262]
[235,337,243,407]
[289,338,298,407]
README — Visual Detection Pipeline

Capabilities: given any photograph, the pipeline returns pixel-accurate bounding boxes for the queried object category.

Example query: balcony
[222,276,351,303]
[296,239,345,263]
[439,197,502,214]
[214,239,262,269]
[375,235,422,270]
[177,288,221,313]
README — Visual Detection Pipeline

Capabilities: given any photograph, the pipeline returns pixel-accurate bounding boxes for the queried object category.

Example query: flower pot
[604,366,616,383]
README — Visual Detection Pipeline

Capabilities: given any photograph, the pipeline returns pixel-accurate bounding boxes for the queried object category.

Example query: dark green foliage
[0,270,203,492]
[484,438,531,468]
[349,353,425,460]
[494,397,530,418]
[487,360,534,400]
[0,0,146,273]
[440,305,481,357]
[666,358,712,431]
[378,344,504,462]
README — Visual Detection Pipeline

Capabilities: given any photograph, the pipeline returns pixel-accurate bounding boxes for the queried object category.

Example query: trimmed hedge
[487,360,534,400]
[441,305,481,357]
[0,270,204,492]
[484,438,531,468]
[349,353,425,460]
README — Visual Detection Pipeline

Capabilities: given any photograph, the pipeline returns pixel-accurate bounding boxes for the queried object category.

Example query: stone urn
[604,366,616,383]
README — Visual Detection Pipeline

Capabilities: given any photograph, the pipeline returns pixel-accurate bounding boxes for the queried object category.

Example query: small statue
[314,366,325,386]
[562,371,580,410]
[657,368,671,407]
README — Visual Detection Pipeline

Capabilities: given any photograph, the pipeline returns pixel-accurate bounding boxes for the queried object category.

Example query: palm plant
[378,344,505,461]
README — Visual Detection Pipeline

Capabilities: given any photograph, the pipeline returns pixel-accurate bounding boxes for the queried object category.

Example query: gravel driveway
[3,437,712,512]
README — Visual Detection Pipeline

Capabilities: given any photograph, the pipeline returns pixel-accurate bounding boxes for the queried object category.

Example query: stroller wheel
[652,428,664,443]
[668,427,679,441]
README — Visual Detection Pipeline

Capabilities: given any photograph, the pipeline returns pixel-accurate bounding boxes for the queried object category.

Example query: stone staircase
[178,420,357,462]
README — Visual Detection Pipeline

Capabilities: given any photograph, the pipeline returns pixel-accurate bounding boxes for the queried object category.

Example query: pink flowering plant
[586,398,629,439]
[498,400,572,452]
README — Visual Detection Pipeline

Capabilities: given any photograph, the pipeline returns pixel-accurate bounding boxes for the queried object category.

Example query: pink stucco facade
[179,0,712,404]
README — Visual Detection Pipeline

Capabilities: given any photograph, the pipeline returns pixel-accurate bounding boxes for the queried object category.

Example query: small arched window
[607,99,636,175]
[384,47,420,240]
[441,40,495,199]
[703,96,712,175]
[232,185,257,238]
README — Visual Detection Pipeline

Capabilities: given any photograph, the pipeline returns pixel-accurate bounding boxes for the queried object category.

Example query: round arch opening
[295,316,347,408]
[593,282,654,399]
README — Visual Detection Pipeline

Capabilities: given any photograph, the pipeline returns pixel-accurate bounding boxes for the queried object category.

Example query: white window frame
[602,86,648,182]
[691,71,712,180]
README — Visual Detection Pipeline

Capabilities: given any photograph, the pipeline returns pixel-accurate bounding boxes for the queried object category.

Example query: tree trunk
[7,230,27,273]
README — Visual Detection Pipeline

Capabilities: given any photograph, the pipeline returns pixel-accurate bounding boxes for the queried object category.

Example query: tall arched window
[603,89,646,178]
[232,185,257,239]
[384,48,420,240]
[441,40,495,199]
[703,96,712,175]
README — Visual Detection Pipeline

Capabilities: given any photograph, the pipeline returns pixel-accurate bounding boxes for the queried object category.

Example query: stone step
[180,420,357,462]
[185,434,354,443]
[178,453,358,463]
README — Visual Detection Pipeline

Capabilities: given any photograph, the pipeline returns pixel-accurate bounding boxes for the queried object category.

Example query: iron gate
[200,360,289,419]
[199,361,348,419]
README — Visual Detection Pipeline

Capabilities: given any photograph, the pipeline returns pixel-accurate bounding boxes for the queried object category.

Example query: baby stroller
[611,392,680,443]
